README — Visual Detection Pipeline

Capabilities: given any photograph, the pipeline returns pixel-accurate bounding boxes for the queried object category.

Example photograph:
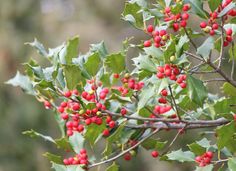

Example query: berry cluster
[156,64,187,89]
[199,0,235,46]
[164,4,191,32]
[63,149,89,166]
[195,151,213,167]
[144,25,169,48]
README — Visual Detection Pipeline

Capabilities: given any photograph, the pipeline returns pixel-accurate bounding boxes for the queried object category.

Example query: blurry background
[0,0,229,171]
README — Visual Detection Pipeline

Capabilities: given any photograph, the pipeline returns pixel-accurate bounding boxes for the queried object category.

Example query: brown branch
[168,85,181,120]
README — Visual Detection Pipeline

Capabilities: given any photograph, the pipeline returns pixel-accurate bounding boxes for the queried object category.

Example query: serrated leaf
[6,71,35,95]
[69,132,85,153]
[187,75,207,107]
[59,36,79,64]
[85,122,106,146]
[167,149,195,162]
[218,2,236,17]
[188,138,210,155]
[52,163,67,171]
[138,85,155,110]
[84,52,101,76]
[186,0,208,19]
[228,158,236,171]
[43,152,63,164]
[63,65,83,90]
[105,53,125,73]
[25,38,48,57]
[22,129,55,143]
[106,162,119,171]
[122,2,144,29]
[144,45,164,59]
[197,37,214,60]
[208,0,221,12]
[133,54,157,72]
[90,41,108,58]
[216,122,236,152]
[195,164,213,171]
[55,137,73,151]
[142,138,167,150]
[222,82,236,97]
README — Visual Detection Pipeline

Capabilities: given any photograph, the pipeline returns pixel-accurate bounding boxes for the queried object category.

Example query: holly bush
[6,0,236,170]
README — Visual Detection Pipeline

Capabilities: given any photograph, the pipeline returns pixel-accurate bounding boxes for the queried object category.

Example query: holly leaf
[222,82,236,97]
[6,71,35,95]
[228,158,236,171]
[55,137,73,151]
[138,85,155,110]
[197,37,214,60]
[85,122,106,146]
[208,0,221,12]
[195,164,213,171]
[106,162,119,171]
[84,52,101,76]
[43,152,63,164]
[105,53,125,73]
[63,65,83,90]
[186,0,208,19]
[167,149,195,162]
[122,2,144,29]
[25,38,48,57]
[22,129,55,143]
[69,132,85,153]
[133,54,157,72]
[187,75,207,107]
[218,2,236,17]
[216,122,236,152]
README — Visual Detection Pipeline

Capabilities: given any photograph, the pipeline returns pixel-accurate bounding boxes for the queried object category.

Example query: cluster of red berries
[63,149,89,166]
[195,151,213,167]
[144,25,169,48]
[199,0,235,47]
[164,4,191,32]
[113,73,144,96]
[156,64,187,89]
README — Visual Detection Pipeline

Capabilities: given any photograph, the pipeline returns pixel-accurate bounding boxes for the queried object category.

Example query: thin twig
[184,27,198,51]
[168,85,181,121]
[88,128,160,169]
[203,78,226,83]
[184,51,204,62]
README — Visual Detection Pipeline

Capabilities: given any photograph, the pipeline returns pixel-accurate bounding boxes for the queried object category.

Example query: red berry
[180,20,187,27]
[173,23,179,32]
[154,36,162,43]
[226,36,233,42]
[157,66,164,73]
[209,30,215,36]
[156,72,164,79]
[165,69,172,76]
[144,40,152,47]
[60,101,68,108]
[223,41,229,47]
[233,114,236,121]
[103,129,110,136]
[44,101,51,109]
[82,91,88,98]
[161,89,168,96]
[78,125,84,132]
[113,73,120,78]
[121,108,127,116]
[151,151,159,158]
[159,30,167,36]
[212,23,218,30]
[206,151,213,158]
[67,130,73,136]
[64,91,72,98]
[165,7,171,13]
[72,103,80,111]
[109,120,116,128]
[58,106,65,113]
[85,118,92,125]
[211,12,218,19]
[124,153,132,161]
[183,4,191,11]
[195,156,202,163]
[100,92,106,100]
[61,113,69,120]
[226,28,233,35]
[147,25,154,33]
[180,82,187,88]
[182,13,189,20]
[200,22,207,28]
[158,97,167,104]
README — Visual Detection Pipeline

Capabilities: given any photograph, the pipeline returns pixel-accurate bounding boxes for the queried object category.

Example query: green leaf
[195,164,213,171]
[22,129,55,143]
[218,2,236,17]
[122,2,144,29]
[105,53,125,73]
[186,0,208,19]
[85,122,106,146]
[188,138,210,155]
[84,52,101,76]
[144,45,164,59]
[133,54,157,72]
[52,163,67,171]
[69,132,85,153]
[142,138,167,150]
[55,137,73,151]
[167,149,195,162]
[59,36,79,64]
[187,75,207,107]
[25,38,48,57]
[213,97,236,116]
[90,41,108,58]
[216,122,236,152]
[228,158,236,171]
[222,82,236,97]
[106,162,119,171]
[43,152,63,164]
[208,0,221,12]
[197,37,214,60]
[138,85,155,110]
[63,65,83,90]
[6,71,35,95]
